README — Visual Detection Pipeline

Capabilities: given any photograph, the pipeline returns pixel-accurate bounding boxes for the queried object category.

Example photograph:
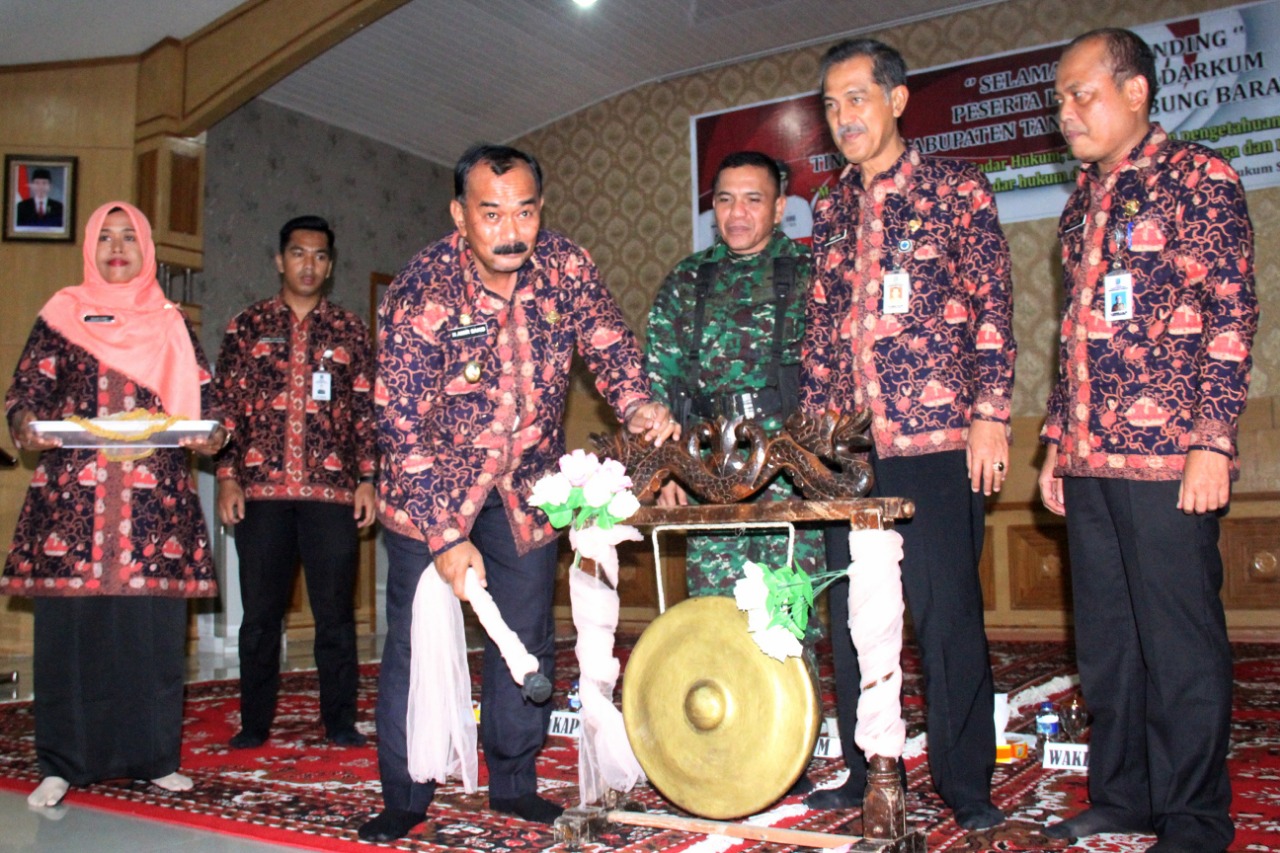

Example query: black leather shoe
[490,793,564,825]
[358,809,426,842]
[954,801,1004,831]
[805,780,863,810]
[328,728,368,747]
[786,774,815,797]
[1043,808,1155,839]
[229,730,266,749]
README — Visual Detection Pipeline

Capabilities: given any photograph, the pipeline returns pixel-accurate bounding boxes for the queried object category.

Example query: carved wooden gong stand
[553,411,926,852]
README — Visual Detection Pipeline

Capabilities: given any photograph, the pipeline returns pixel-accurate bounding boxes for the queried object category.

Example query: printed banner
[691,0,1280,248]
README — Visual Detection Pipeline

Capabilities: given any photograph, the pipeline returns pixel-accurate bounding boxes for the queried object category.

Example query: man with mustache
[215,215,376,750]
[1039,29,1256,852]
[361,144,676,842]
[800,38,1015,831]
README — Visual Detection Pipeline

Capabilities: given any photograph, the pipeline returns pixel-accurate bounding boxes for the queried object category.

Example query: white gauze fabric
[406,562,478,790]
[846,528,908,760]
[569,562,646,805]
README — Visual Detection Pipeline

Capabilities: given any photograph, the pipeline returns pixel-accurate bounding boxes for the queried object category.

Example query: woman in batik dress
[3,201,227,808]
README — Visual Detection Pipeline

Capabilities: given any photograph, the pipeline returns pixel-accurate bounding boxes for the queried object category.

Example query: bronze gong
[622,596,821,819]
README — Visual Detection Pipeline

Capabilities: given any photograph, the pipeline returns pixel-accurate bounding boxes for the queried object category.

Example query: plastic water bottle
[1035,701,1060,751]
[567,679,582,712]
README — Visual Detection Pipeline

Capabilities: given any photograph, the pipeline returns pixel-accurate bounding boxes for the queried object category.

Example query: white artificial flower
[606,490,640,521]
[581,472,616,508]
[733,561,769,612]
[529,471,572,508]
[597,458,633,491]
[559,449,600,487]
[752,624,804,661]
[744,605,772,634]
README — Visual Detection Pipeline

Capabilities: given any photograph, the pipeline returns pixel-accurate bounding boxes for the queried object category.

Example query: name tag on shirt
[447,323,488,341]
[1104,271,1134,322]
[882,271,911,314]
[312,371,332,401]
[82,314,116,324]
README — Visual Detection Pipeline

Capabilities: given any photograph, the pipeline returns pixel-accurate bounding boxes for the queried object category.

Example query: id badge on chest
[882,270,911,314]
[1103,271,1134,322]
[312,370,332,401]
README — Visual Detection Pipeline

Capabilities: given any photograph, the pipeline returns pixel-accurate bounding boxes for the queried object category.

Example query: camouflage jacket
[645,231,811,431]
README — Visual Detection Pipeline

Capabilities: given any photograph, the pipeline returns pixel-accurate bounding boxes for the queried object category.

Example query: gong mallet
[462,568,552,703]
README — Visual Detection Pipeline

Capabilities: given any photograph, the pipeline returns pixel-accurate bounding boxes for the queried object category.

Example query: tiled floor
[0,634,387,852]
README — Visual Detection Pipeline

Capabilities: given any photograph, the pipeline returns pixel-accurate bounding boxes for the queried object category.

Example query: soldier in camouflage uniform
[645,151,824,599]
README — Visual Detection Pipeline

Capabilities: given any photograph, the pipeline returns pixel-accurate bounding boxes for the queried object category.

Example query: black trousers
[34,596,186,785]
[1062,477,1233,851]
[235,499,360,738]
[825,449,995,810]
[377,492,558,811]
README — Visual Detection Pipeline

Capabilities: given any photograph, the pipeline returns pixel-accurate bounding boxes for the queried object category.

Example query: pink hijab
[38,201,201,419]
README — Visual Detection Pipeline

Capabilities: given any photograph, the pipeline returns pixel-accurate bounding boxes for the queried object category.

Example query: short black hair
[279,215,334,254]
[819,38,908,95]
[454,144,544,201]
[30,168,52,182]
[1066,28,1158,111]
[713,151,783,196]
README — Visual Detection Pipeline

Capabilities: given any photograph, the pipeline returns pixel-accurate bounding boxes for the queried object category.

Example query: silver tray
[30,419,219,449]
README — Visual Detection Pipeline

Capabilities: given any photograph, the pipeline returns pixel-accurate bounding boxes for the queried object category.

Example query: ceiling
[1,0,1001,166]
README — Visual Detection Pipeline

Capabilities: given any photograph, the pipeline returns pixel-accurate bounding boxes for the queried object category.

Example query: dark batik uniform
[4,316,218,785]
[374,229,651,810]
[1042,125,1256,851]
[214,295,375,741]
[800,146,1015,811]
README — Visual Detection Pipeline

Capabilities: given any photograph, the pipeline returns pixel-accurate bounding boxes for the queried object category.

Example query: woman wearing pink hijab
[4,202,226,808]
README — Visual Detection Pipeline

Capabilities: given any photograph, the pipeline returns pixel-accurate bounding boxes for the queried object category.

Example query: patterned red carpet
[0,639,1277,852]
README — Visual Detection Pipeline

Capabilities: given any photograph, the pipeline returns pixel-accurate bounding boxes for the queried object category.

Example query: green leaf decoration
[546,506,574,528]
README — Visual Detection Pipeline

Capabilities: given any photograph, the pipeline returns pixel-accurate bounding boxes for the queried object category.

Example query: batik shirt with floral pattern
[377,230,651,557]
[3,318,219,598]
[1042,124,1257,480]
[800,146,1016,457]
[214,296,375,504]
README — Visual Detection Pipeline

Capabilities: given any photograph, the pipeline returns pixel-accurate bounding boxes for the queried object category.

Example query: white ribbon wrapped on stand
[845,528,908,761]
[568,522,646,804]
[569,567,647,805]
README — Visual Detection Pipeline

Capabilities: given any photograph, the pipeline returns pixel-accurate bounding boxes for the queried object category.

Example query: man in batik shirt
[800,39,1015,831]
[646,150,821,599]
[359,144,675,843]
[215,215,375,750]
[1039,29,1256,852]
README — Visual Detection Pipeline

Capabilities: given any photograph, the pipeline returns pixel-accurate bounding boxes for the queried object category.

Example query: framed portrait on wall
[3,154,78,242]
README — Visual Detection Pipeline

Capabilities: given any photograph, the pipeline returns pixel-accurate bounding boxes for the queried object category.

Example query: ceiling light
[572,0,597,7]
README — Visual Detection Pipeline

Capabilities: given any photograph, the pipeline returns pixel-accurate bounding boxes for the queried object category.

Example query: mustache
[836,123,867,139]
[493,242,530,256]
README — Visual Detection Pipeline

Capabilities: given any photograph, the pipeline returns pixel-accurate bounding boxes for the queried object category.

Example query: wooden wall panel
[0,61,140,653]
[1219,517,1280,610]
[1008,524,1071,611]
